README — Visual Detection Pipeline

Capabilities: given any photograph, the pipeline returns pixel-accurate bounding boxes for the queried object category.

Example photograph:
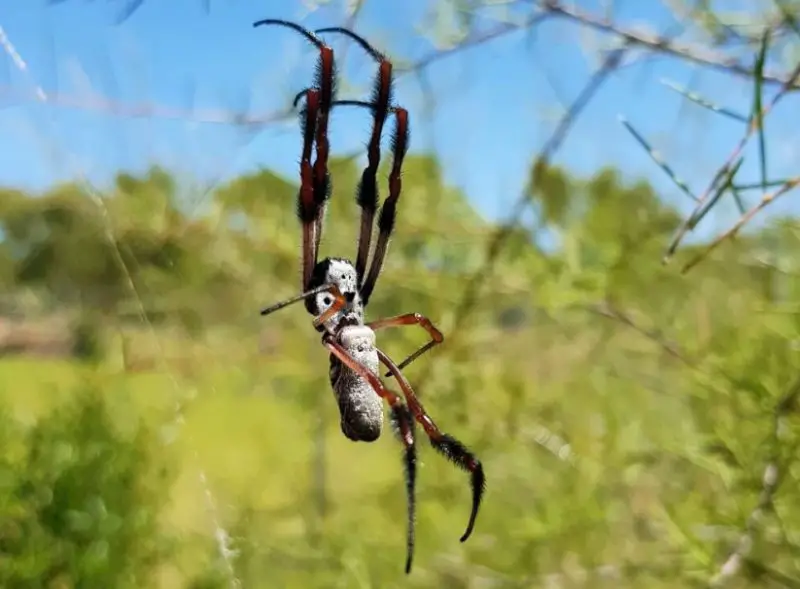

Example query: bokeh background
[1,1,800,587]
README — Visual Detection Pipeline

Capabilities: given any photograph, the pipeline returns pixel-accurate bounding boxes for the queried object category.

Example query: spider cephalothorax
[306,257,364,325]
[255,18,485,574]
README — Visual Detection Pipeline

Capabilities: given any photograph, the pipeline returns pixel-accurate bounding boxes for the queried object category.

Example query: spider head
[306,257,364,325]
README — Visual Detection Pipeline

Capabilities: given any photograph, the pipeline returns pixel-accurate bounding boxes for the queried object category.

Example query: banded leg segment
[310,42,335,260]
[360,107,410,305]
[253,19,337,289]
[377,349,484,543]
[315,27,395,283]
[367,313,444,375]
[297,89,320,289]
[323,336,418,574]
[312,27,410,305]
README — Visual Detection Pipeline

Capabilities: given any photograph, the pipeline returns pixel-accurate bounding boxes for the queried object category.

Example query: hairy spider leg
[322,336,418,574]
[308,38,335,261]
[328,101,409,306]
[298,89,320,289]
[361,107,409,305]
[253,19,337,287]
[367,313,444,376]
[377,349,485,543]
[315,27,394,284]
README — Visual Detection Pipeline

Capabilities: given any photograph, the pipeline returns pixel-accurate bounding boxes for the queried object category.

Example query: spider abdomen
[330,325,384,442]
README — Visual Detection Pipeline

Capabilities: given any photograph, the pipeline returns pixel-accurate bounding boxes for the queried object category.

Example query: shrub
[0,386,174,587]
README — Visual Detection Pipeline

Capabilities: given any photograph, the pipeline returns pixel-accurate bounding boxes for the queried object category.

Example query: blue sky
[0,0,798,236]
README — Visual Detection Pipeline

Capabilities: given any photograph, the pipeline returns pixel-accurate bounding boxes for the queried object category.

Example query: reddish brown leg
[310,44,334,261]
[323,337,418,574]
[367,313,444,376]
[297,89,320,290]
[311,285,345,330]
[314,27,395,285]
[315,26,393,283]
[253,20,328,291]
[377,349,485,543]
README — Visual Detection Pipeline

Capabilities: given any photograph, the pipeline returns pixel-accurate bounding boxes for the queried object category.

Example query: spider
[254,18,485,574]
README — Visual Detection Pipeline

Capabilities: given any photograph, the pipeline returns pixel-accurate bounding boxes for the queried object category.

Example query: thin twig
[660,78,749,123]
[665,60,800,263]
[404,1,800,89]
[446,46,626,338]
[537,0,800,88]
[681,177,800,273]
[587,301,691,366]
[402,11,551,74]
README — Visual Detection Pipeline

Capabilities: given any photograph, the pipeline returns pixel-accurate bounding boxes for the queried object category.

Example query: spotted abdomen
[329,325,384,442]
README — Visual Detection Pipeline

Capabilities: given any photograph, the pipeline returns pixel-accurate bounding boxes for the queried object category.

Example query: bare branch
[404,1,800,89]
[537,0,800,88]
[665,60,800,265]
[445,46,626,338]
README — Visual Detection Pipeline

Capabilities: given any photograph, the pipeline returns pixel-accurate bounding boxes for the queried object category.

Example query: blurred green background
[2,158,799,588]
[2,1,800,588]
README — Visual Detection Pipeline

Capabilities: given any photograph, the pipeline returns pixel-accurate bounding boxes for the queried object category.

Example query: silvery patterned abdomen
[329,325,385,441]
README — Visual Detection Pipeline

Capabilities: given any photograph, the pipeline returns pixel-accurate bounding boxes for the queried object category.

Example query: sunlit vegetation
[1,155,799,588]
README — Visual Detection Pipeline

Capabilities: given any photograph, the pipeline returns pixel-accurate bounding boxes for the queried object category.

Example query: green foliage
[0,385,174,587]
[70,313,106,363]
[1,157,799,588]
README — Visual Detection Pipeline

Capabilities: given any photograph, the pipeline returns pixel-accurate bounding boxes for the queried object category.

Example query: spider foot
[429,433,485,542]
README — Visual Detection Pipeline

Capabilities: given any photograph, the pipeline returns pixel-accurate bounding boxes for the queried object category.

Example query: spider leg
[253,19,337,287]
[367,313,444,376]
[388,402,417,574]
[323,336,418,574]
[309,43,335,261]
[315,27,394,283]
[297,89,320,289]
[377,348,485,543]
[360,107,409,305]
